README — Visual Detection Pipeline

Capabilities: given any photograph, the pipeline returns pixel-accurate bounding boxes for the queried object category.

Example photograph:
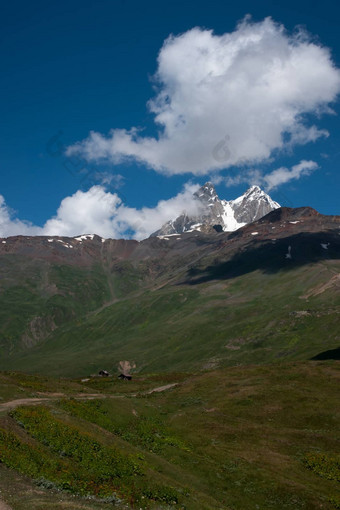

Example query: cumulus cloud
[43,187,122,238]
[221,159,319,191]
[0,195,41,237]
[0,184,202,240]
[66,17,340,175]
[262,160,319,190]
[115,182,201,239]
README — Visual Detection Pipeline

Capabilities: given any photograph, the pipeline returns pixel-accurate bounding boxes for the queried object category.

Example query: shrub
[303,452,340,481]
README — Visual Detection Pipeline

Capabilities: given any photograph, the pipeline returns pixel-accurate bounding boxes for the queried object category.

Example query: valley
[0,201,339,509]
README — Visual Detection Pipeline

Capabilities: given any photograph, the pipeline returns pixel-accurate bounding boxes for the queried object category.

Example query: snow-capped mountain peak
[195,182,219,202]
[151,183,280,237]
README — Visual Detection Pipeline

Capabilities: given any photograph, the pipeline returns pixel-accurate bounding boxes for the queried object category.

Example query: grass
[0,463,129,510]
[0,223,338,508]
[0,257,113,356]
[0,361,339,509]
[2,260,339,377]
[2,406,145,500]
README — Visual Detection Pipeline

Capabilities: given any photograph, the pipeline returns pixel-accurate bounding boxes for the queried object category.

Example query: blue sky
[1,0,340,239]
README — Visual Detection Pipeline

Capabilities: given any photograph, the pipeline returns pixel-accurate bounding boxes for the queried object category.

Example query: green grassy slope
[0,362,339,509]
[0,225,339,376]
[3,259,339,376]
[0,255,114,355]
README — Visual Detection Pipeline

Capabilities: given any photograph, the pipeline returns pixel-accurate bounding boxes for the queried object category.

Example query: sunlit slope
[0,208,339,376]
[0,362,339,509]
[3,257,339,376]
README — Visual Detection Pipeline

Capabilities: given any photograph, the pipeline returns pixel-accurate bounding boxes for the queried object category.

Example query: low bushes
[59,398,190,454]
[0,405,181,507]
[303,452,340,481]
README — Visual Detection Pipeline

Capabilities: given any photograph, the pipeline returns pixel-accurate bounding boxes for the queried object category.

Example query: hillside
[0,362,339,510]
[0,206,339,376]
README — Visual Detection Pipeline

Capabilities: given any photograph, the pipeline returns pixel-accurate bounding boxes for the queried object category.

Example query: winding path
[0,383,179,413]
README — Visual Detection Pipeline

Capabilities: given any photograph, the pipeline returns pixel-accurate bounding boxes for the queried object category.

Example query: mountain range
[0,196,339,376]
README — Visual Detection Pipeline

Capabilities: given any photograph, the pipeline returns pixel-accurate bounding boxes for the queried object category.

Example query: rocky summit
[151,182,280,236]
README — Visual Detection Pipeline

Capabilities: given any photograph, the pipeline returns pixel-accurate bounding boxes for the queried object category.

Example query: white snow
[47,239,54,242]
[321,243,330,250]
[157,234,180,239]
[2,240,6,244]
[289,221,300,224]
[219,186,279,232]
[74,234,95,242]
[220,201,246,231]
[155,184,280,236]
[56,239,74,249]
[251,232,259,235]
[186,223,203,232]
[240,186,280,210]
[231,195,243,205]
[285,246,292,259]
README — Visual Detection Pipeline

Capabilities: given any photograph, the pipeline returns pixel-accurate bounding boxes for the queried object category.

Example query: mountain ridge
[0,205,339,376]
[151,182,280,237]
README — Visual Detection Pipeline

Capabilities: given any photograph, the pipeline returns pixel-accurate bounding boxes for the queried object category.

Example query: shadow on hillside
[181,232,340,285]
[311,347,340,360]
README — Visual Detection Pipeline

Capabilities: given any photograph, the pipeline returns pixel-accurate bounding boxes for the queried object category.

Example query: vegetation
[0,228,339,377]
[1,259,338,377]
[0,362,339,509]
[0,229,338,508]
[0,405,181,507]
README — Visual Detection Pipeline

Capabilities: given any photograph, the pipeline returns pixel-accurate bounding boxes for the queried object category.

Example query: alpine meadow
[1,4,340,510]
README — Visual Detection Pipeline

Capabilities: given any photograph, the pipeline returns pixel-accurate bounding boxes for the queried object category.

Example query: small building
[118,373,132,381]
[99,370,110,377]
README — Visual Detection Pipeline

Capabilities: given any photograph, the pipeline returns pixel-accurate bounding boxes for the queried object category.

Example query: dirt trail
[0,498,12,510]
[0,384,179,412]
[145,383,178,394]
[302,273,340,299]
[0,394,105,412]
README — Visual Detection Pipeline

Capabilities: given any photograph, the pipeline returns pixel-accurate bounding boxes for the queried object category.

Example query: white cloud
[43,186,122,238]
[66,17,340,175]
[0,195,41,237]
[262,160,318,190]
[220,159,319,191]
[0,158,319,240]
[0,184,202,240]
[115,182,201,239]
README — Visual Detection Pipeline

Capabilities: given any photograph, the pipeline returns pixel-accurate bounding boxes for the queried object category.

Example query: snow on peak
[245,185,262,194]
[195,182,219,202]
[151,184,280,236]
[74,234,97,242]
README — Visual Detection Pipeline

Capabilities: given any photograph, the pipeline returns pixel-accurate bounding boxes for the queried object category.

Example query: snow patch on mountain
[151,183,280,237]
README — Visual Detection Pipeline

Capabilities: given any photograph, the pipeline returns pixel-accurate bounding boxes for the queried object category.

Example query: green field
[0,362,339,509]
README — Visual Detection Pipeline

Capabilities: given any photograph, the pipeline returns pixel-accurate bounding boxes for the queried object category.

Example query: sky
[1,0,340,239]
